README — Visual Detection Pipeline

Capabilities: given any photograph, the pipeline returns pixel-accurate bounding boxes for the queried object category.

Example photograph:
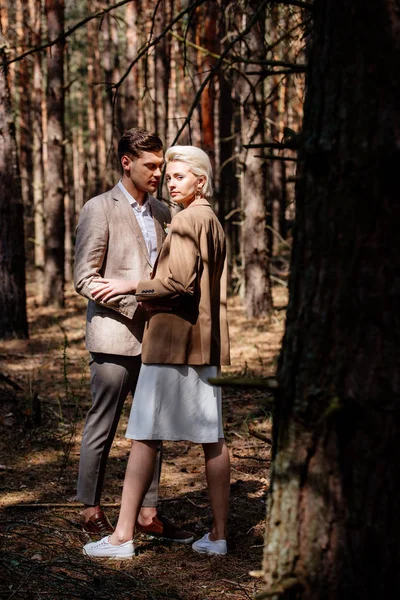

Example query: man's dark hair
[118,128,163,164]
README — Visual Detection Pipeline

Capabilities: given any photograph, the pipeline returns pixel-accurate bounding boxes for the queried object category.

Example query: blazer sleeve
[74,199,140,319]
[136,213,199,301]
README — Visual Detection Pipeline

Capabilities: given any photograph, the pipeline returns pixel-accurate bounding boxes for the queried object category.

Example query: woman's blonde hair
[165,145,213,198]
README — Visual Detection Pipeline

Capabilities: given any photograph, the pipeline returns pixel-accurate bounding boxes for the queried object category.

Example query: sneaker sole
[82,549,134,559]
[192,546,227,555]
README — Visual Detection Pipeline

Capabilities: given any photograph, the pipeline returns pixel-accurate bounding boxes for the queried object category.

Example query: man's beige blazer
[74,184,171,356]
[136,197,230,366]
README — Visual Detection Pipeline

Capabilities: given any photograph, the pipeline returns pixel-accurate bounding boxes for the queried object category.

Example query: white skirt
[126,364,224,443]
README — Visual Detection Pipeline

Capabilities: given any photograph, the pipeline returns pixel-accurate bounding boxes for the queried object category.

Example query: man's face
[123,150,164,194]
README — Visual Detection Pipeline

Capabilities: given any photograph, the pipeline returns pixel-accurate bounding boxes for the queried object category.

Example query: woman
[83,146,230,558]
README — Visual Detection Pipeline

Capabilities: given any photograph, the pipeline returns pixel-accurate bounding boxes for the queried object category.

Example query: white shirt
[118,180,158,267]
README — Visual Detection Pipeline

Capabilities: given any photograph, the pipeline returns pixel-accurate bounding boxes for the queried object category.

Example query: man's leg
[77,353,142,506]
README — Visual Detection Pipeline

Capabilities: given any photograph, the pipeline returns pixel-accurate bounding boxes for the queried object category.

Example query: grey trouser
[77,352,161,507]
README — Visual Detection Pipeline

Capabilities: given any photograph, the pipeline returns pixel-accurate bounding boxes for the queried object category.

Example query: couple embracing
[74,128,230,558]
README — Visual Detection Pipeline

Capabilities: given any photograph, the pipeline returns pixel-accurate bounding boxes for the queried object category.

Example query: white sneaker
[192,533,227,555]
[83,535,134,559]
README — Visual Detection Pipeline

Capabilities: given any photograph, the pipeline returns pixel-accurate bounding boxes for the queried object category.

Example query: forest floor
[0,278,287,600]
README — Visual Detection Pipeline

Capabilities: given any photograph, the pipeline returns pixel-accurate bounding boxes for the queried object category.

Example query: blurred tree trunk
[139,0,155,133]
[43,0,65,307]
[0,42,28,339]
[72,90,85,217]
[87,14,100,197]
[16,0,34,260]
[123,0,138,131]
[29,0,46,299]
[100,6,119,172]
[154,0,170,144]
[64,48,73,282]
[196,1,218,170]
[240,0,272,317]
[0,0,15,97]
[218,2,240,293]
[92,8,107,192]
[262,1,400,598]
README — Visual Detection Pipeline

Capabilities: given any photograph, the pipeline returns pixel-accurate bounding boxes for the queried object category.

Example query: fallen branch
[248,427,272,444]
[233,453,270,462]
[209,376,278,391]
[4,502,120,509]
[0,372,23,391]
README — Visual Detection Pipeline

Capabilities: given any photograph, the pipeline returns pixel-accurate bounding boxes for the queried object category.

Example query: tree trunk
[92,9,107,192]
[122,0,139,132]
[16,0,34,261]
[196,2,218,171]
[262,2,400,598]
[239,0,272,317]
[43,0,65,307]
[29,0,45,299]
[154,0,170,144]
[0,43,28,339]
[87,15,101,197]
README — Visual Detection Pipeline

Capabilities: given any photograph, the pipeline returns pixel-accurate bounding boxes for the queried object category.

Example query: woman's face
[165,161,205,207]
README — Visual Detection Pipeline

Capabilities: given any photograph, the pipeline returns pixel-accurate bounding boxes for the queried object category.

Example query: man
[74,128,193,543]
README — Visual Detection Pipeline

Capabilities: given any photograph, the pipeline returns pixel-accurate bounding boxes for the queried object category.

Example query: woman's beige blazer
[136,198,230,366]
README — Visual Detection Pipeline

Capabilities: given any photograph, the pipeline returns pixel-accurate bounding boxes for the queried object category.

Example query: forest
[1,0,400,599]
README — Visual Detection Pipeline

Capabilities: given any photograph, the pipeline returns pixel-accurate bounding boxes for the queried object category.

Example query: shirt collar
[118,180,150,211]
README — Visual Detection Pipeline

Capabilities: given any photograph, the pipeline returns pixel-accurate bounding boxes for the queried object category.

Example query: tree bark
[262,1,400,598]
[87,14,101,197]
[29,0,45,299]
[239,0,272,317]
[43,0,65,307]
[196,1,218,171]
[122,0,139,132]
[154,0,170,144]
[16,0,34,260]
[0,43,28,339]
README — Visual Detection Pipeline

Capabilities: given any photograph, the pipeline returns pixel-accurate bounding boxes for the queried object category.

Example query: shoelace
[92,516,111,533]
[92,537,110,548]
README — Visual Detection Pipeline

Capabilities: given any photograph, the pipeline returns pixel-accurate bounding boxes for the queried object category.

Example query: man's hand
[91,278,137,302]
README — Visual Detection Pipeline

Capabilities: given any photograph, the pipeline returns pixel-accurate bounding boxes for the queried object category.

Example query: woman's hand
[91,277,137,302]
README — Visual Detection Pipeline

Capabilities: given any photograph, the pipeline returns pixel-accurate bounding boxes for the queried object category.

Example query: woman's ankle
[209,527,227,541]
[109,530,132,545]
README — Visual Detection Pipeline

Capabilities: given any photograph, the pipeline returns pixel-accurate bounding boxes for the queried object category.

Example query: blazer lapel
[149,196,167,251]
[112,184,152,266]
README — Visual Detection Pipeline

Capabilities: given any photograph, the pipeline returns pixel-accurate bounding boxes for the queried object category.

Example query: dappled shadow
[0,282,286,599]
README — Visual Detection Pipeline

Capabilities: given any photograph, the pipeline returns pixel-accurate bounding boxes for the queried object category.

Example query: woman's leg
[109,440,159,544]
[202,438,230,540]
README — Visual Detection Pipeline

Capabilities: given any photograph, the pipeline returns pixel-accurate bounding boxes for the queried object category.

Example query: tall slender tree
[262,1,400,598]
[239,0,272,317]
[43,0,65,306]
[29,0,46,298]
[0,38,28,339]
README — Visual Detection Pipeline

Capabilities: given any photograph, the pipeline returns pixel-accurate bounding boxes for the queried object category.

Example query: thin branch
[4,0,133,67]
[244,142,296,150]
[171,0,272,146]
[248,426,273,444]
[246,67,307,76]
[256,154,298,162]
[169,31,306,74]
[271,0,313,8]
[113,0,209,90]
